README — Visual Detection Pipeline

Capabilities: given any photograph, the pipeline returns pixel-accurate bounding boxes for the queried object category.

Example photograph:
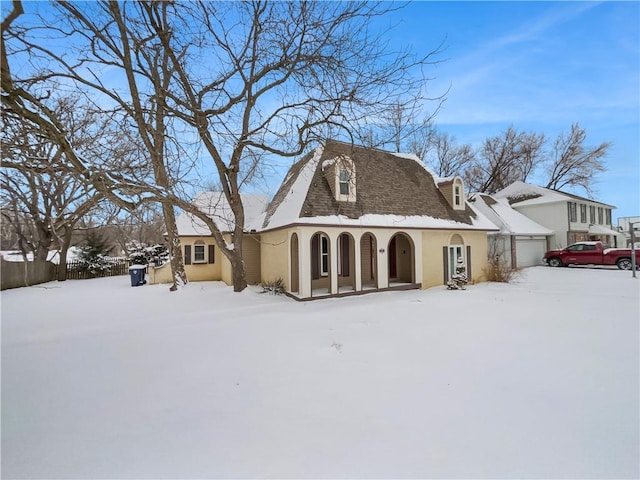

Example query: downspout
[566,202,571,246]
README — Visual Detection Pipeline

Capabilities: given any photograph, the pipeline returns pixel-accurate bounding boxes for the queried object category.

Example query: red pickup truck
[543,241,634,270]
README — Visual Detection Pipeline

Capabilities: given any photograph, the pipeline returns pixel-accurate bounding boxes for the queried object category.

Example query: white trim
[193,241,206,263]
[320,234,329,277]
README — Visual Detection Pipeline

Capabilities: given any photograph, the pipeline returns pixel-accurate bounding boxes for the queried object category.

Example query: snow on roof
[390,151,442,187]
[493,181,565,206]
[587,224,620,236]
[494,181,615,208]
[175,192,269,236]
[283,211,496,231]
[471,194,553,236]
[263,141,497,232]
[0,247,82,264]
[263,145,324,230]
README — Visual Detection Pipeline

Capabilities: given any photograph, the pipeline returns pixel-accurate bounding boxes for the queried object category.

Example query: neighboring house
[151,140,497,299]
[469,194,553,268]
[494,181,619,250]
[617,216,640,248]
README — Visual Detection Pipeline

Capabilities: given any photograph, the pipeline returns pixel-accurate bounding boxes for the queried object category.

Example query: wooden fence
[1,259,57,290]
[1,259,130,290]
[63,260,129,280]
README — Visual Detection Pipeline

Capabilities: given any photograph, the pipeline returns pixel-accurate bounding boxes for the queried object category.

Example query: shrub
[484,254,517,282]
[260,277,286,295]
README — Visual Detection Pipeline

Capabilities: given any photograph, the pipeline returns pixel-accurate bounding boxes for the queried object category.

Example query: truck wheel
[548,257,563,267]
[617,258,632,270]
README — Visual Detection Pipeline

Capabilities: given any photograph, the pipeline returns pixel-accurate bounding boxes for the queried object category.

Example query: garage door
[515,237,547,268]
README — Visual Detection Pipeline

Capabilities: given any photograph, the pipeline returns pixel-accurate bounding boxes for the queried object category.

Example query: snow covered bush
[126,241,169,267]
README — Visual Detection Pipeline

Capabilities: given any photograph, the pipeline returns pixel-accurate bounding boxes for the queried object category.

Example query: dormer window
[451,177,465,211]
[339,169,350,195]
[322,155,356,203]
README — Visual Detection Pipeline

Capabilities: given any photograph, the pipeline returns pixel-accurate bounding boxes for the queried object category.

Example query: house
[151,140,498,299]
[149,192,268,285]
[469,194,553,268]
[493,181,619,249]
[617,216,640,248]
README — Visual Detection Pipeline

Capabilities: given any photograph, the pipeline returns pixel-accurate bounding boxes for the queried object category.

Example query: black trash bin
[129,265,147,287]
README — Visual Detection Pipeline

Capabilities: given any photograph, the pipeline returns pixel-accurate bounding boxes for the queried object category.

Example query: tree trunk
[230,247,247,293]
[162,201,187,291]
[56,227,74,281]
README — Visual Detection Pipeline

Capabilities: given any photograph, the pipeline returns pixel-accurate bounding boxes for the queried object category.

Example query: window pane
[194,244,205,261]
[339,169,350,195]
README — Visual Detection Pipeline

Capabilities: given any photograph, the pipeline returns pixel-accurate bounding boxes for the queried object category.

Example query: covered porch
[287,227,422,300]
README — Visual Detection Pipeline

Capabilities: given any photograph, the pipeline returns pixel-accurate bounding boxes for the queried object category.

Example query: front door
[389,237,397,278]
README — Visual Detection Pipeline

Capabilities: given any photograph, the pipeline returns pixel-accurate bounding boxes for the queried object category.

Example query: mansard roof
[263,140,495,231]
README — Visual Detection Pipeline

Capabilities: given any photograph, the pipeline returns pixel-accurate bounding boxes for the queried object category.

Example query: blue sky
[381,1,639,220]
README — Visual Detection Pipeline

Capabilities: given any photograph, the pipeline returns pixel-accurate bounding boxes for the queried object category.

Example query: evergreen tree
[77,232,111,275]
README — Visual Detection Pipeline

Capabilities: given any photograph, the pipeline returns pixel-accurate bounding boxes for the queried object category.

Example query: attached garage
[515,236,547,268]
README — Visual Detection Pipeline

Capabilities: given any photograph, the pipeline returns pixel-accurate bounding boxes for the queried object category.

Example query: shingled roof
[263,140,496,231]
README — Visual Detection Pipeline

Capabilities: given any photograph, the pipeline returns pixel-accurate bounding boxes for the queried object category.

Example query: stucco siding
[182,235,223,282]
[243,235,262,284]
[421,230,488,288]
[149,262,173,284]
[260,229,290,288]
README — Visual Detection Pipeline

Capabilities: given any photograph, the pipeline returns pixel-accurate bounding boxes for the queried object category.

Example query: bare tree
[376,102,441,154]
[465,126,545,194]
[3,0,442,292]
[422,130,475,178]
[0,95,114,280]
[145,1,443,291]
[544,123,609,196]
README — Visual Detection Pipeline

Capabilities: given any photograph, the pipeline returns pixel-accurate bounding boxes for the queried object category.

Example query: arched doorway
[360,232,378,290]
[310,232,331,296]
[388,233,415,284]
[446,234,465,284]
[290,233,299,294]
[337,232,356,293]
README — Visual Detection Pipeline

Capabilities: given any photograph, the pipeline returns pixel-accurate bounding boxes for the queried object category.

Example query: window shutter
[311,235,319,280]
[208,244,215,264]
[184,245,191,265]
[466,245,472,281]
[443,246,448,284]
[341,235,350,277]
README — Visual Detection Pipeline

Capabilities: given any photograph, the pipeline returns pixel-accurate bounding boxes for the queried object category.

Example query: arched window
[453,178,465,210]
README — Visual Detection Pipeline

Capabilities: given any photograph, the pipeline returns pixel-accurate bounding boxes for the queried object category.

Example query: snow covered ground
[2,267,638,479]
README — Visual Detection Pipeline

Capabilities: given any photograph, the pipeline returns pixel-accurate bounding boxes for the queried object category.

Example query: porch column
[330,233,339,295]
[354,233,362,292]
[376,232,390,289]
[298,229,312,299]
[411,232,423,285]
